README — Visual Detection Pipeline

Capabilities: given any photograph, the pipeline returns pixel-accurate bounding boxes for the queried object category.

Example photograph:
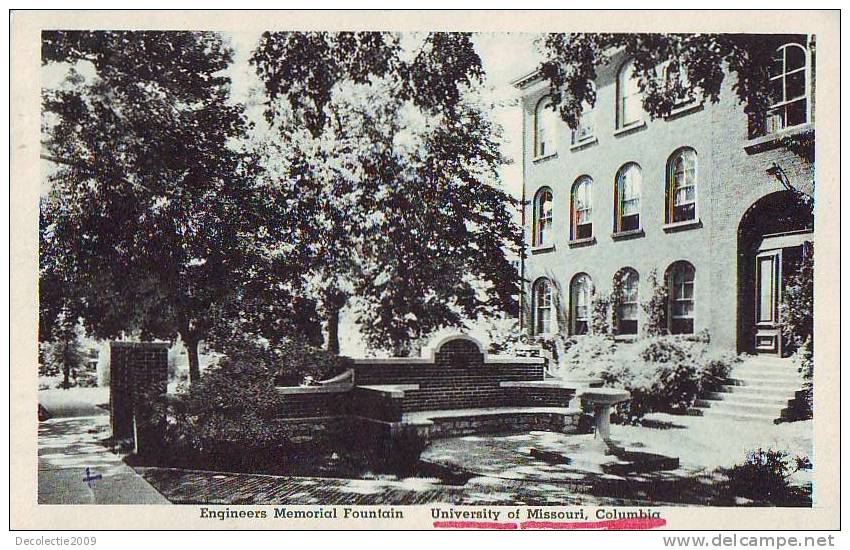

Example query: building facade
[515,36,815,355]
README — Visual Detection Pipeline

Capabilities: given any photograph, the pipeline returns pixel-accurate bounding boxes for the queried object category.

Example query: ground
[38,388,812,506]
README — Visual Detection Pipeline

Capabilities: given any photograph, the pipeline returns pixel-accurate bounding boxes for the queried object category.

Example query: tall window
[572,83,596,144]
[532,278,553,335]
[534,96,558,157]
[532,187,553,247]
[615,268,639,335]
[667,148,697,223]
[667,261,695,334]
[570,273,593,335]
[615,163,642,233]
[570,176,593,240]
[617,59,643,128]
[766,42,808,133]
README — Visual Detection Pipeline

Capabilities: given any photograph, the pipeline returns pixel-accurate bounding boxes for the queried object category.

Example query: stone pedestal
[579,388,630,446]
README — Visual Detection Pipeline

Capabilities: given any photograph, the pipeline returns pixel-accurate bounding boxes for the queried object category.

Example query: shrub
[216,336,350,387]
[724,449,812,506]
[642,269,668,336]
[147,336,351,463]
[557,333,617,378]
[562,334,739,423]
[151,355,288,462]
[590,290,614,336]
[779,242,813,353]
[484,315,523,355]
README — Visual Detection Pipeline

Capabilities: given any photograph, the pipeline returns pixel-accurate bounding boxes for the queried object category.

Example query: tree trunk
[185,337,201,384]
[327,304,341,355]
[62,361,70,390]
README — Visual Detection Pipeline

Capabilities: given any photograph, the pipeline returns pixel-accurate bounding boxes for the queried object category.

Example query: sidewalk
[38,414,170,504]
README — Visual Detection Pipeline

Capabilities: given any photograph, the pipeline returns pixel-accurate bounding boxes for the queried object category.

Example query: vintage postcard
[10,9,840,532]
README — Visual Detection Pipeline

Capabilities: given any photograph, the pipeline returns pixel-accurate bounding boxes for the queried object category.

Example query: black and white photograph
[10,9,840,532]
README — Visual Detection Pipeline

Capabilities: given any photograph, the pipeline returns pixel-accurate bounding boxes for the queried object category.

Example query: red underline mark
[433,521,519,530]
[521,518,667,530]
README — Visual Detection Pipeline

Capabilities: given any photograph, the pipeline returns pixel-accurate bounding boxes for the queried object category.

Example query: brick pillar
[109,342,168,441]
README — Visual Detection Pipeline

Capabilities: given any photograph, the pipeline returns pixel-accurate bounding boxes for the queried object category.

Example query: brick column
[109,342,168,441]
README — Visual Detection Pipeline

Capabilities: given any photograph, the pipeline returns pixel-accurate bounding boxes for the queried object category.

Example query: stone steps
[695,356,802,423]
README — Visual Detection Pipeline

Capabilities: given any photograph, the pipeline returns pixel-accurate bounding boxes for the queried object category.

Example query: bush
[723,449,812,506]
[791,336,813,418]
[642,269,668,336]
[558,333,739,423]
[149,355,288,463]
[557,334,617,378]
[147,337,351,462]
[215,336,349,387]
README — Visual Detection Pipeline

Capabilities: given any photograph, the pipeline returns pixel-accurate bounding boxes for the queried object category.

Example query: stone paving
[136,466,626,506]
[39,415,169,504]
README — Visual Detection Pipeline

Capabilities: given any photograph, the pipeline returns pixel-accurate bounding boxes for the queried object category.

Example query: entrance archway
[737,191,813,355]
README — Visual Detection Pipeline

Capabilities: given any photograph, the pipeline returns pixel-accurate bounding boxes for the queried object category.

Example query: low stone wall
[419,410,587,440]
[275,386,348,418]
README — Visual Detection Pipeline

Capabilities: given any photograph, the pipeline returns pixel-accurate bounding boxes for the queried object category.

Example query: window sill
[568,236,596,248]
[613,120,647,137]
[663,219,702,233]
[614,334,638,343]
[611,228,645,241]
[664,101,703,120]
[744,122,814,154]
[532,152,558,163]
[570,137,598,151]
[530,244,556,254]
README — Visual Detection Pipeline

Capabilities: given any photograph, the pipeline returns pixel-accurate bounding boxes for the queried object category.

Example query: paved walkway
[38,415,169,504]
[136,466,630,506]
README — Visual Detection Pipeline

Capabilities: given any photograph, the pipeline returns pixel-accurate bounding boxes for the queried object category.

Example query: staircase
[694,356,802,422]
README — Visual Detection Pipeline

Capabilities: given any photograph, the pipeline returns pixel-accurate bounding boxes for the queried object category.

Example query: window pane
[786,100,807,127]
[621,214,640,232]
[785,44,806,71]
[758,257,775,322]
[674,203,696,222]
[785,71,806,101]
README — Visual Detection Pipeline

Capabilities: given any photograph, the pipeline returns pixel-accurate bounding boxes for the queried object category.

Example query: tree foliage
[537,33,808,130]
[251,32,522,355]
[40,31,290,381]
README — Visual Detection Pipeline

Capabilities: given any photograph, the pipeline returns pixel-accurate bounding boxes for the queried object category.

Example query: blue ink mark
[83,467,102,488]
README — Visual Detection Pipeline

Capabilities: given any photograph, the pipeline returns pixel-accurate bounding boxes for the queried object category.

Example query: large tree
[251,32,522,355]
[40,31,287,382]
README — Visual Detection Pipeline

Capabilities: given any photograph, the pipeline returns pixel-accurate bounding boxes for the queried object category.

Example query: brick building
[514,36,815,355]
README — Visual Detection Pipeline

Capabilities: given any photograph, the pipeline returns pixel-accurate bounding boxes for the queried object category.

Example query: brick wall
[351,336,553,413]
[520,46,815,352]
[109,341,168,440]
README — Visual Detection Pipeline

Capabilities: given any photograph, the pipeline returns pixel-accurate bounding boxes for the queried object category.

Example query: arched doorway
[737,191,813,355]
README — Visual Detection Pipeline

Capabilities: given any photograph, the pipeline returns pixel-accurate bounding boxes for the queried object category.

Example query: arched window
[667,261,695,334]
[615,268,639,335]
[615,163,642,233]
[570,273,593,335]
[572,82,596,144]
[570,176,593,241]
[617,59,643,128]
[532,278,554,336]
[534,96,558,157]
[532,187,553,247]
[767,42,808,133]
[667,148,697,223]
